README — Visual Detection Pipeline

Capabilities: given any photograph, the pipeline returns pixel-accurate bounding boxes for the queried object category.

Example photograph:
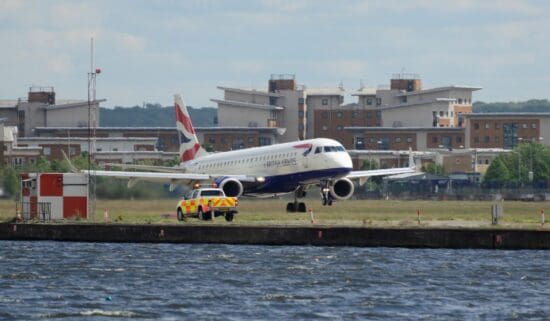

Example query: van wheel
[177,208,185,221]
[225,212,234,222]
[198,207,204,220]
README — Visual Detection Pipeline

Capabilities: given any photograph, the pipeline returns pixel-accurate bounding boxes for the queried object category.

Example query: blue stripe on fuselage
[246,167,352,194]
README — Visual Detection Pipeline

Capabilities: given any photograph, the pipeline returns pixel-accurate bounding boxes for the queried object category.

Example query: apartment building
[0,87,102,137]
[464,113,550,149]
[350,74,481,128]
[212,74,344,143]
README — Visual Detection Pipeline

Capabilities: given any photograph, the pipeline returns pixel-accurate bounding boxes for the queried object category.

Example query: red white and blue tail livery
[174,94,205,163]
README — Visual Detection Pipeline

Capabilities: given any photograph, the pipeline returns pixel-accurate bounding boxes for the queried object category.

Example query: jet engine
[329,178,355,200]
[217,178,244,197]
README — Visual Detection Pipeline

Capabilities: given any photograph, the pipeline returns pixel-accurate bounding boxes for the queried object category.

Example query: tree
[483,156,510,188]
[421,163,446,176]
[2,167,19,197]
[361,159,378,170]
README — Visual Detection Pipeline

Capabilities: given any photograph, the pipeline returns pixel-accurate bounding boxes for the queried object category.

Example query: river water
[0,242,548,320]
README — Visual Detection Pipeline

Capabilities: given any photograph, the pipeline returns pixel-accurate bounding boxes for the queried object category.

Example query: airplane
[86,94,416,212]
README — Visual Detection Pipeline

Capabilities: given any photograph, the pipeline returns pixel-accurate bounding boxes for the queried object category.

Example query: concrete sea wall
[1,223,549,249]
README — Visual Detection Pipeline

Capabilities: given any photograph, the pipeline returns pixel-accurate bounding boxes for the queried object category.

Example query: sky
[1,0,549,108]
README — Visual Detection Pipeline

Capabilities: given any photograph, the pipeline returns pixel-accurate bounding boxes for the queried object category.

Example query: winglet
[61,149,78,173]
[408,147,416,171]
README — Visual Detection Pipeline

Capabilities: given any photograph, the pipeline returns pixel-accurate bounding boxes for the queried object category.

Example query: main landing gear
[321,181,333,206]
[286,187,307,213]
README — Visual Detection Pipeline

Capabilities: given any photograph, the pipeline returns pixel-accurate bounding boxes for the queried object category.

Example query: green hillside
[473,99,550,113]
[100,103,217,127]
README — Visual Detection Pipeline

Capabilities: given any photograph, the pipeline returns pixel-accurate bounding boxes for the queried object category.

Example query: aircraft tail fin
[174,94,208,163]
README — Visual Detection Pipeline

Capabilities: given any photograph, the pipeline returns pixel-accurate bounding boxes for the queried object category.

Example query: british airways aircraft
[88,94,415,212]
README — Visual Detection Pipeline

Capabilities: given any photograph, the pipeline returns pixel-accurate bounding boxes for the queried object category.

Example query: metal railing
[18,201,51,221]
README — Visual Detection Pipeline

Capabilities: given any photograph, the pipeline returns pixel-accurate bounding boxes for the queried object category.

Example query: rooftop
[211,99,284,111]
[465,113,550,118]
[395,86,482,97]
[344,126,465,132]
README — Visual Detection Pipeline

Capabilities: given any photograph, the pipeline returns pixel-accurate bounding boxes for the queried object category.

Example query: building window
[406,137,413,143]
[69,146,77,155]
[336,125,343,131]
[369,137,375,143]
[366,112,372,119]
[395,137,401,143]
[474,136,479,143]
[495,136,500,144]
[322,98,328,105]
[208,137,216,144]
[456,136,462,143]
[221,137,227,144]
[485,123,490,129]
[532,123,537,129]
[474,123,479,130]
[440,111,444,117]
[43,147,51,155]
[484,136,490,143]
[171,135,178,145]
[458,98,463,104]
[298,98,304,104]
[322,125,328,131]
[298,111,304,118]
[376,98,382,106]
[376,111,381,118]
[366,97,373,106]
[522,123,528,129]
[495,123,500,129]
[352,111,359,119]
[248,137,255,143]
[112,148,118,152]
[259,137,271,146]
[336,111,343,118]
[321,111,328,119]
[432,136,438,143]
[299,123,304,131]
[232,138,245,150]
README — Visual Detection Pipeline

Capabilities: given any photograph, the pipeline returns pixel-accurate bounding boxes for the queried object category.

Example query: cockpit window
[315,147,322,154]
[323,146,345,152]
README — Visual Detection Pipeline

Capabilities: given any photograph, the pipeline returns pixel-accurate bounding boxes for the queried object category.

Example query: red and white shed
[20,173,88,220]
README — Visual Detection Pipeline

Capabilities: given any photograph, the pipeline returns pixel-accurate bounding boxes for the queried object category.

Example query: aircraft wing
[104,163,183,173]
[84,170,260,184]
[346,167,415,179]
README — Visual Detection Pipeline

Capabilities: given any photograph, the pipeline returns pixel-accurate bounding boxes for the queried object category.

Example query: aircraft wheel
[177,208,184,221]
[298,202,307,213]
[322,198,327,206]
[328,199,333,206]
[286,202,296,212]
[225,212,234,222]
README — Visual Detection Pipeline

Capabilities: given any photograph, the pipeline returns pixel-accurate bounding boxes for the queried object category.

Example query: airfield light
[95,68,101,74]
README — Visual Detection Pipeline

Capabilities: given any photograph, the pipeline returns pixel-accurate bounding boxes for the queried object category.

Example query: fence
[18,201,51,221]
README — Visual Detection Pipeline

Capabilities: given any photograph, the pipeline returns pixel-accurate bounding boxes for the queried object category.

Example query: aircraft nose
[332,152,353,169]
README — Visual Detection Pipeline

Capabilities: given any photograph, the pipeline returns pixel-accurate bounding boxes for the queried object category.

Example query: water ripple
[0,242,549,320]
